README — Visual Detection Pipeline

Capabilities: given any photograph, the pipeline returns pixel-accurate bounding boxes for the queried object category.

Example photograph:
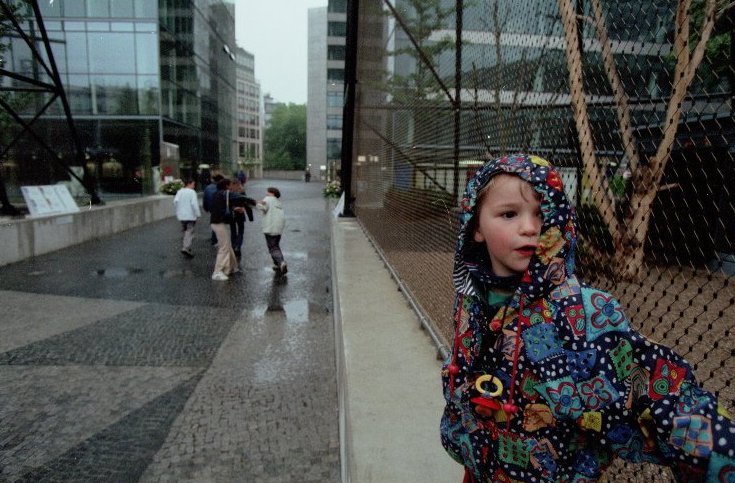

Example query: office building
[1,0,237,196]
[234,46,262,179]
[307,0,346,182]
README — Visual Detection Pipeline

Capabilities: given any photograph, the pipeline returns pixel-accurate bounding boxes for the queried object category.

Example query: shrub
[160,179,184,195]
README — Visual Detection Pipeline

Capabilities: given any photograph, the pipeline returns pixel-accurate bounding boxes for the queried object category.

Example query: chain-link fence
[349,0,734,480]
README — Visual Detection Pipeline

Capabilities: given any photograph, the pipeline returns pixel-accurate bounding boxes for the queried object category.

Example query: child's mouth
[516,246,536,257]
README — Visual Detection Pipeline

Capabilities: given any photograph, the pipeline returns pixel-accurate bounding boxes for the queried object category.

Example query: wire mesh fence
[350,0,734,480]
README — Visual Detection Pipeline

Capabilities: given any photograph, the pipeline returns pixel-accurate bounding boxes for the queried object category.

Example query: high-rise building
[307,0,346,182]
[234,46,262,179]
[307,7,327,182]
[1,0,237,196]
[262,92,285,128]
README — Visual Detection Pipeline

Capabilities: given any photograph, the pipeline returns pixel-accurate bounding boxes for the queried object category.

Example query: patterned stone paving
[0,180,339,482]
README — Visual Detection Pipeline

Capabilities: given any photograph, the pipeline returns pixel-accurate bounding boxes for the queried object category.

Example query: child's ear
[473,230,485,243]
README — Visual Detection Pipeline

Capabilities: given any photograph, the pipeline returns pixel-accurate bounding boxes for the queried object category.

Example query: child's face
[472,174,543,277]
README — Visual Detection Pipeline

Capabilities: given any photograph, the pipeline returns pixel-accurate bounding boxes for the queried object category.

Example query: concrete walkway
[332,218,461,482]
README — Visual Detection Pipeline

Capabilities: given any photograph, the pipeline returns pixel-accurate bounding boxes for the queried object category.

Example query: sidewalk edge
[331,217,350,483]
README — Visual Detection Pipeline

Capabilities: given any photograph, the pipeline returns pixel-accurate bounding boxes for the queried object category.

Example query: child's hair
[266,187,281,198]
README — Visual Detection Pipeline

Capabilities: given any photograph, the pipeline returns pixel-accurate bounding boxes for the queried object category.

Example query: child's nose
[521,214,542,235]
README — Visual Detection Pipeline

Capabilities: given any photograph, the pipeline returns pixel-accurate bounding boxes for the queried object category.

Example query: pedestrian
[209,178,238,281]
[173,177,200,258]
[236,168,247,185]
[202,174,223,246]
[256,186,287,275]
[440,154,735,481]
[228,179,255,261]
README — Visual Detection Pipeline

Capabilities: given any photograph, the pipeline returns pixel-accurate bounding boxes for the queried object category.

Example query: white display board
[21,184,80,217]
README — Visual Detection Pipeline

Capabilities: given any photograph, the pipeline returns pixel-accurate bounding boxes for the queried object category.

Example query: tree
[557,0,732,280]
[263,103,306,170]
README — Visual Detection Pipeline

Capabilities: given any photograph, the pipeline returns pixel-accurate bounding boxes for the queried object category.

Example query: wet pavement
[0,179,340,482]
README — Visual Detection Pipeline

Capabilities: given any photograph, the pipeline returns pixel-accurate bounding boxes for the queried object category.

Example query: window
[328,45,346,61]
[328,22,347,37]
[327,115,343,130]
[89,33,135,73]
[327,69,345,83]
[327,91,344,108]
[328,0,347,13]
[327,139,342,159]
[135,32,158,75]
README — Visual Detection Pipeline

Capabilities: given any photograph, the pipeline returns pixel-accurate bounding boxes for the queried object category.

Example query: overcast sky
[234,0,327,105]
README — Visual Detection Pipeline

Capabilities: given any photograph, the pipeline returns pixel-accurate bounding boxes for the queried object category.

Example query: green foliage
[609,175,627,198]
[663,0,732,92]
[264,103,307,170]
[160,179,184,195]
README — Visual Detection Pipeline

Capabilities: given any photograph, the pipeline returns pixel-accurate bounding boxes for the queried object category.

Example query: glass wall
[2,0,236,200]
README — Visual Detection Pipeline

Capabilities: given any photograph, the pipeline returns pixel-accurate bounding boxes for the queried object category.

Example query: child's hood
[454,154,577,304]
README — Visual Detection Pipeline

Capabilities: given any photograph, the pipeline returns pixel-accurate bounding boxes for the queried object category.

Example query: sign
[21,184,80,217]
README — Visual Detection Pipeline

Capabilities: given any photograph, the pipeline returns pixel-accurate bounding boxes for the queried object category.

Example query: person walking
[202,174,223,246]
[228,179,254,261]
[173,178,200,258]
[256,186,287,275]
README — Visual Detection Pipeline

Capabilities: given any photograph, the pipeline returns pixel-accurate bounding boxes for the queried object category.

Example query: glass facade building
[1,0,236,197]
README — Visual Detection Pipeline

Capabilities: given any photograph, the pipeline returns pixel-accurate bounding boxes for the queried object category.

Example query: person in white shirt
[173,178,201,258]
[256,186,287,275]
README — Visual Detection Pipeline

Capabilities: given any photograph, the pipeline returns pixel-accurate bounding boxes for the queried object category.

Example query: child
[256,186,287,275]
[173,178,200,258]
[440,154,734,481]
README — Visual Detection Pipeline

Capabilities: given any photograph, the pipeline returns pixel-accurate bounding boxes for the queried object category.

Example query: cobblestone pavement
[0,180,340,482]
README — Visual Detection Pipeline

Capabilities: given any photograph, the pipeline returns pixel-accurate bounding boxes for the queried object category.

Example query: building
[1,0,237,196]
[234,46,262,179]
[262,93,283,128]
[307,0,347,182]
[307,7,328,182]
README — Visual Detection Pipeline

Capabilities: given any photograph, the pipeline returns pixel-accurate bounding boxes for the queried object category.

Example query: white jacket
[173,187,201,221]
[257,195,285,235]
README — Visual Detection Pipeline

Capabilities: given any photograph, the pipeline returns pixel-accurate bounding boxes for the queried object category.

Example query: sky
[234,0,327,105]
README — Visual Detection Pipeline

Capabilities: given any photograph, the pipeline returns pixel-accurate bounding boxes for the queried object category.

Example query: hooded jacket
[257,194,285,235]
[440,154,734,482]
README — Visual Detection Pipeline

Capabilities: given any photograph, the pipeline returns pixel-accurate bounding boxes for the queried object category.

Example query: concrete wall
[262,170,308,180]
[0,195,175,267]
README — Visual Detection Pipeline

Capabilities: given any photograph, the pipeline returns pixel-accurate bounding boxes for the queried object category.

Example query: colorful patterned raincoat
[440,154,735,482]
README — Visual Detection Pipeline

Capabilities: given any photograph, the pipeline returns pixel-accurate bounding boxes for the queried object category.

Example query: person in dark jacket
[209,178,255,281]
[228,179,254,261]
[441,154,735,482]
[203,174,223,246]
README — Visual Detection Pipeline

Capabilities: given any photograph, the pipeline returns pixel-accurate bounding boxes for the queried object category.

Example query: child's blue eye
[502,211,517,219]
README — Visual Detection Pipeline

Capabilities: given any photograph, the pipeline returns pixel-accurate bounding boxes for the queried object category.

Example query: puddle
[92,267,146,278]
[93,268,131,278]
[160,269,195,278]
[253,297,311,383]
